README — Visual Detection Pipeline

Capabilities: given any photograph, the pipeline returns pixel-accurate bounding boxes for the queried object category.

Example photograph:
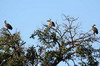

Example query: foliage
[0,15,100,66]
[0,28,26,66]
[26,46,38,66]
[30,15,100,66]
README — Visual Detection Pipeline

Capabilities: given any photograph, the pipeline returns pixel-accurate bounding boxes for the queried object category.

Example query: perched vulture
[4,20,13,30]
[92,24,98,34]
[47,19,55,27]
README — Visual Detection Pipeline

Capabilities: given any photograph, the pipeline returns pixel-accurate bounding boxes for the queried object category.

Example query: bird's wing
[52,22,55,26]
[95,27,98,34]
[6,23,13,30]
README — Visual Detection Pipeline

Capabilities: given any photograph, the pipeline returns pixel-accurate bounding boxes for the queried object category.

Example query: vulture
[47,19,55,27]
[92,24,98,34]
[4,20,13,30]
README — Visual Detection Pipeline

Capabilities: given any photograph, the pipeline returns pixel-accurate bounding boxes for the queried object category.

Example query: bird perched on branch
[4,20,13,30]
[47,19,55,27]
[92,24,98,34]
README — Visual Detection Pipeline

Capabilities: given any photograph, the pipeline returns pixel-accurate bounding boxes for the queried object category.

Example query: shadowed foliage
[0,15,100,66]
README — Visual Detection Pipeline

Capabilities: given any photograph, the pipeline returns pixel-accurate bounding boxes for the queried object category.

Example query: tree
[0,28,26,66]
[0,15,100,66]
[26,46,38,66]
[30,15,100,66]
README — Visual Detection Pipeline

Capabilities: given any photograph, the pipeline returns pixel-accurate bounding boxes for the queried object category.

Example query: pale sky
[0,0,100,66]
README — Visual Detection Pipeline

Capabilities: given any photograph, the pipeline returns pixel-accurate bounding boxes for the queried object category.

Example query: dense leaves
[0,15,100,66]
[0,28,26,66]
[30,16,100,66]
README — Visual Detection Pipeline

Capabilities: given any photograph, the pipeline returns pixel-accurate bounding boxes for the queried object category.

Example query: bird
[92,24,98,34]
[47,19,55,27]
[4,20,13,30]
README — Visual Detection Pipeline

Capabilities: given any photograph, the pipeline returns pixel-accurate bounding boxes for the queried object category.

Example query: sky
[0,0,100,66]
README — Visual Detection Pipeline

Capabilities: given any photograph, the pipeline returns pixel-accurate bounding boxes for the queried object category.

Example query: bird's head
[47,19,51,22]
[93,24,96,27]
[4,20,7,24]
